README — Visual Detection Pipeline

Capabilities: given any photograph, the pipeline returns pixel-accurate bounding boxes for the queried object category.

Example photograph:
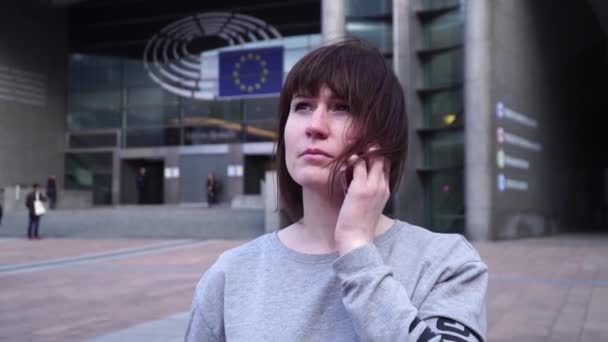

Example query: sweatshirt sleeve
[185,262,226,342]
[333,243,487,342]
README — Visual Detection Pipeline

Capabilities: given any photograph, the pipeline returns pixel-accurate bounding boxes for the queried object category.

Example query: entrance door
[244,155,273,195]
[121,159,164,204]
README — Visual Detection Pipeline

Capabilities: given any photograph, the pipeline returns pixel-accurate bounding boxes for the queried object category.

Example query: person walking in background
[25,183,46,240]
[0,202,3,226]
[46,175,57,210]
[206,172,217,207]
[135,167,147,204]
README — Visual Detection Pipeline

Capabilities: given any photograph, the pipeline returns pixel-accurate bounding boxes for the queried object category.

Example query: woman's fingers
[383,158,391,182]
[365,145,389,186]
[350,154,367,186]
[368,152,385,185]
[347,145,391,195]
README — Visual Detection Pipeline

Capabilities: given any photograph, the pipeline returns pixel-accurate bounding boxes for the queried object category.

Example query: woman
[25,183,47,240]
[206,172,217,207]
[186,40,487,341]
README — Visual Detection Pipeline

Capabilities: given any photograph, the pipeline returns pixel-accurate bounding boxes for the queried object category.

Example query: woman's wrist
[336,234,372,256]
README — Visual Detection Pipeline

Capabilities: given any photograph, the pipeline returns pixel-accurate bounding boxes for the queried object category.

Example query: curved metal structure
[143,12,282,99]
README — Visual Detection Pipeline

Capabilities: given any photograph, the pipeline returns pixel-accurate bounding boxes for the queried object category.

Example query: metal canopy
[66,0,320,58]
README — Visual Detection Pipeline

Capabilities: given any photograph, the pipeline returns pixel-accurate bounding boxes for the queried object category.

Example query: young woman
[186,40,487,341]
[206,172,218,207]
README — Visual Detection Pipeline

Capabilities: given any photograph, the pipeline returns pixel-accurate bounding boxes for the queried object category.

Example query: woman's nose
[305,107,329,139]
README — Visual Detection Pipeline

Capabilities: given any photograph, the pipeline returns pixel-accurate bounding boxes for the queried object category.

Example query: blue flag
[219,46,283,97]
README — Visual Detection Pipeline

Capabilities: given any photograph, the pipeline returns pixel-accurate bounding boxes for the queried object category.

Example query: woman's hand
[335,146,390,255]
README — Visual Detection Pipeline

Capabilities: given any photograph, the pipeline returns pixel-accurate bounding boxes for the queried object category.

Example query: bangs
[285,49,351,101]
[282,40,389,115]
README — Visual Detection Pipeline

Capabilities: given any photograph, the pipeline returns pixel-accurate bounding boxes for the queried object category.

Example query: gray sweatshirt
[185,220,487,341]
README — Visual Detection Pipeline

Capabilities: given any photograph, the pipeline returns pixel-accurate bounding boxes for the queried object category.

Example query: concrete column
[391,0,426,225]
[322,0,346,43]
[112,149,120,205]
[164,150,180,204]
[464,0,493,240]
[264,170,279,233]
[225,143,244,202]
[393,0,410,83]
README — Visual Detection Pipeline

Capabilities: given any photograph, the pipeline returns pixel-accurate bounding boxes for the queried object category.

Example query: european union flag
[219,46,283,97]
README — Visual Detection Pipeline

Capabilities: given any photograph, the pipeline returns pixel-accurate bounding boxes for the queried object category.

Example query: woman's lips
[301,148,332,158]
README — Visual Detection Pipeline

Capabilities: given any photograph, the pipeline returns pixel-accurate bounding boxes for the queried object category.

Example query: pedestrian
[185,40,488,341]
[46,175,57,209]
[0,202,3,226]
[25,183,46,240]
[206,172,217,207]
[135,167,147,204]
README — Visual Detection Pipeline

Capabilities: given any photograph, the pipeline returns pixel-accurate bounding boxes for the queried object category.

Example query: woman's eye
[334,103,351,113]
[294,102,312,111]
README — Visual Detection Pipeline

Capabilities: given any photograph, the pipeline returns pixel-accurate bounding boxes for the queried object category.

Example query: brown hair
[275,39,408,221]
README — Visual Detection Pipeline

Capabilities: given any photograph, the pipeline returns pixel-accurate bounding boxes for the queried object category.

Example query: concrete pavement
[1,225,608,341]
[0,237,242,341]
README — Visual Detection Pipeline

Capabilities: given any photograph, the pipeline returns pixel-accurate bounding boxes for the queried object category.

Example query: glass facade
[421,9,463,49]
[68,55,122,130]
[346,0,391,17]
[65,152,113,205]
[67,34,320,143]
[68,132,117,149]
[346,21,393,54]
[416,1,465,233]
[427,170,465,231]
[182,99,244,145]
[66,34,320,196]
[421,49,463,88]
[421,90,463,128]
[425,131,464,169]
[419,0,460,11]
[346,0,393,62]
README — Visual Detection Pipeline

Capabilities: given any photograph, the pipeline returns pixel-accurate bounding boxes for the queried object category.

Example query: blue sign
[219,46,283,97]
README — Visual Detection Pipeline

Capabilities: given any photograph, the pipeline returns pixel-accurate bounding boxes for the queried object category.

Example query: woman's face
[284,85,354,190]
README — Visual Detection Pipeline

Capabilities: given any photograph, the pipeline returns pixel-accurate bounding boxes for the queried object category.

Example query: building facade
[1,0,608,239]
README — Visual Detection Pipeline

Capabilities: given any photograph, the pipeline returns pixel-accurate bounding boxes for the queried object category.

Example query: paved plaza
[1,209,607,341]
